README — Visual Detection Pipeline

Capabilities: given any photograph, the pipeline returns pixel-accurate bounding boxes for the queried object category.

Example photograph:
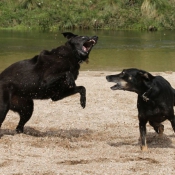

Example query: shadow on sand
[0,126,93,139]
[108,132,175,149]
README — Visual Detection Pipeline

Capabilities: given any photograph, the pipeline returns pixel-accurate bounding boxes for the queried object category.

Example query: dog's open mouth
[82,39,96,53]
[110,84,121,90]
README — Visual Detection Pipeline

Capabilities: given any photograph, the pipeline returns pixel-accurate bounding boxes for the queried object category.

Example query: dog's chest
[138,101,170,122]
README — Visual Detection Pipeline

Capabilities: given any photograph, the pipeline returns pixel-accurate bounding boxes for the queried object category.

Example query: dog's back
[144,75,174,105]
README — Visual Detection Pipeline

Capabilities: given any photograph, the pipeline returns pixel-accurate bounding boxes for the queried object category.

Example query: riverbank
[1,1,175,31]
[0,71,175,174]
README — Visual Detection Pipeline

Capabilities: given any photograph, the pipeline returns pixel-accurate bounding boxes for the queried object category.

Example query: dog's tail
[172,88,175,106]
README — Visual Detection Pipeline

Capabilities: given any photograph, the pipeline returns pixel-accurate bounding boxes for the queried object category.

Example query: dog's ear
[138,71,154,81]
[62,32,78,39]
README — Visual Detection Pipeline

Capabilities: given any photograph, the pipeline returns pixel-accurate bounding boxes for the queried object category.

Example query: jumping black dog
[0,32,98,133]
[106,68,175,151]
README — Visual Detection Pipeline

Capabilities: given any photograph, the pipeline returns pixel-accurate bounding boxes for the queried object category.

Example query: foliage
[0,0,175,31]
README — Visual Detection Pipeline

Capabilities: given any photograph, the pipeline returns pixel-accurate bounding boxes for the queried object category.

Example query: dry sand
[0,71,175,175]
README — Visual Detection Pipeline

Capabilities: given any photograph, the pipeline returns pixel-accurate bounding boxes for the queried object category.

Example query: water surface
[0,30,175,72]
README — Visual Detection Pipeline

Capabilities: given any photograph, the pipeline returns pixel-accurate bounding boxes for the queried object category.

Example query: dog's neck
[65,42,88,64]
[141,87,152,102]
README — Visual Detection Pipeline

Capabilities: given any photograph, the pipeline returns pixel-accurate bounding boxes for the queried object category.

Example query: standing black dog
[106,68,175,151]
[0,32,98,133]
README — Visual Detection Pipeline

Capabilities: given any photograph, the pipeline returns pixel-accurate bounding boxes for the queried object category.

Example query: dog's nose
[93,36,98,41]
[106,76,110,81]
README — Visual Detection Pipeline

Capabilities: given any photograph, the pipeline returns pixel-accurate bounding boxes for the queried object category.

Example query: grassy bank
[0,0,175,31]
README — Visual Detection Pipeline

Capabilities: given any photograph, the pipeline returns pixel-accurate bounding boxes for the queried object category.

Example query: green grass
[0,0,175,31]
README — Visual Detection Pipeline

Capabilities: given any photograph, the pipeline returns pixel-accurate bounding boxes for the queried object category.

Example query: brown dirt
[0,71,175,175]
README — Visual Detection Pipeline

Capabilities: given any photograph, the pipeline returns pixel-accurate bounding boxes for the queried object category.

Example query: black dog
[106,68,175,151]
[0,32,98,133]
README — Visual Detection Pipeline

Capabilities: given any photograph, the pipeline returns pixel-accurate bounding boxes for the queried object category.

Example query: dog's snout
[93,36,98,41]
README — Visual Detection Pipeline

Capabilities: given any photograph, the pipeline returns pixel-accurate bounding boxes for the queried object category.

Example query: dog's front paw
[140,145,148,152]
[80,96,86,108]
[158,124,164,135]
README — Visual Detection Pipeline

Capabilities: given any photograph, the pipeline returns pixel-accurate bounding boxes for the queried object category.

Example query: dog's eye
[120,71,125,78]
[128,76,132,80]
[122,71,125,76]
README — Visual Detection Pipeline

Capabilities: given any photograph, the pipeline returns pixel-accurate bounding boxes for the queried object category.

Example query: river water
[0,30,175,72]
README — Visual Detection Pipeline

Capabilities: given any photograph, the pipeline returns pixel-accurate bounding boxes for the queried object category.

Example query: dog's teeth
[92,39,95,43]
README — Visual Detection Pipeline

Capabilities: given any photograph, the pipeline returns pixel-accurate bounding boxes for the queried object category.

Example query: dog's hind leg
[168,114,175,133]
[16,99,33,133]
[0,105,9,129]
[149,121,164,136]
[165,109,175,133]
[10,96,34,133]
[0,88,10,129]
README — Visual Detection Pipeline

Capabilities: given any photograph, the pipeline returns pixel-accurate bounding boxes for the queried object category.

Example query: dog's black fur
[106,68,175,151]
[0,32,98,133]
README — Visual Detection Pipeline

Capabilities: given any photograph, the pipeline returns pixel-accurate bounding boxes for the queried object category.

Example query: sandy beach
[0,71,175,175]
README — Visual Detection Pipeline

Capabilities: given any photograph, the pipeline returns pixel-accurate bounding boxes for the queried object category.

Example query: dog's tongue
[83,46,88,52]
